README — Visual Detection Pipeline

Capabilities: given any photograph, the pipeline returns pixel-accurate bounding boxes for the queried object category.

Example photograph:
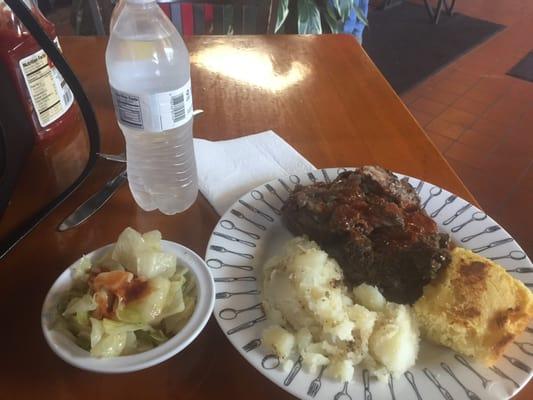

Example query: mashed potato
[262,237,419,381]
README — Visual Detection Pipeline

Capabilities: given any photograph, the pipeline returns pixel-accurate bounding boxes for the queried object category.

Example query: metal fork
[307,365,326,397]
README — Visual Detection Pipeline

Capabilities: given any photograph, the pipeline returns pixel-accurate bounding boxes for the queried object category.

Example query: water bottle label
[111,80,193,132]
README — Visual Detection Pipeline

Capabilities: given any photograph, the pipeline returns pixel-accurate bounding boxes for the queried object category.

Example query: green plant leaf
[329,0,342,19]
[338,0,352,20]
[275,0,290,33]
[297,0,322,34]
[325,4,343,33]
[324,13,341,33]
[354,4,369,26]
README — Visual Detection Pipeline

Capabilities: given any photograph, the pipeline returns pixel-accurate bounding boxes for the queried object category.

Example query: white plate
[42,240,215,373]
[205,168,532,400]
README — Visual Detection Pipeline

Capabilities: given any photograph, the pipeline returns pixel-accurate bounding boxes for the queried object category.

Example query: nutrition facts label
[19,41,74,127]
[112,90,143,128]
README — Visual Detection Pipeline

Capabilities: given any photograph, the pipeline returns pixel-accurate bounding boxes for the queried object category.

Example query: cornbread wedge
[414,247,533,366]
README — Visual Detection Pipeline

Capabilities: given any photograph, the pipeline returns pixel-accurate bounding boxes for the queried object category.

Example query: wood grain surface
[0,35,529,400]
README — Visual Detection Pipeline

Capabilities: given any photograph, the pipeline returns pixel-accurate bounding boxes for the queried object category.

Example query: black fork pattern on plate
[216,289,260,300]
[424,368,454,400]
[233,188,289,248]
[265,183,285,203]
[431,194,457,218]
[454,354,492,388]
[489,365,520,388]
[441,362,480,400]
[238,199,274,222]
[404,371,423,400]
[514,341,533,356]
[443,203,472,225]
[209,245,253,259]
[230,209,266,231]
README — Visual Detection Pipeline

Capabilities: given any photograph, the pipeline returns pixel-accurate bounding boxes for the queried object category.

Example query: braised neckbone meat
[281,166,451,304]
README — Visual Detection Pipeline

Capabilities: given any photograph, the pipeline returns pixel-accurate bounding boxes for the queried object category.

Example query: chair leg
[423,0,455,24]
[442,0,450,13]
[423,0,435,21]
[433,0,444,24]
[87,0,106,35]
[447,0,457,15]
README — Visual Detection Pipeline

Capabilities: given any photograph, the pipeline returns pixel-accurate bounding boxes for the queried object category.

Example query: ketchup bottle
[0,0,83,142]
[0,0,87,216]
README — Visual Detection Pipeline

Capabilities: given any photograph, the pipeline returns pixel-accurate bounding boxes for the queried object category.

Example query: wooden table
[0,35,529,399]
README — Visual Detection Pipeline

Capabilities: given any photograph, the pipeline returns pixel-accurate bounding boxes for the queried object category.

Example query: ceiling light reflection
[191,45,308,92]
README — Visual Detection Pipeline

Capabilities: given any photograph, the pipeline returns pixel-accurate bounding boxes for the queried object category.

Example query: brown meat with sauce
[282,166,451,304]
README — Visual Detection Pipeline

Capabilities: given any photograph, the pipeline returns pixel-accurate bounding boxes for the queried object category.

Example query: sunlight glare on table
[191,45,308,92]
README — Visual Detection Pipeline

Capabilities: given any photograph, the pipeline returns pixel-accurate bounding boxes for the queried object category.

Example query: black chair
[80,0,278,35]
[423,0,456,24]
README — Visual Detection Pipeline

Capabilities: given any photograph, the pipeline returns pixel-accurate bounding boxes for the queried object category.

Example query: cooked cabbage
[55,227,197,358]
[90,318,104,348]
[72,256,92,282]
[63,294,96,316]
[111,227,177,279]
[116,277,171,324]
[91,332,127,358]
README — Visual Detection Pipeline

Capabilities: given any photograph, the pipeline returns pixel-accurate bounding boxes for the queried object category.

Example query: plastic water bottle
[105,0,198,215]
[109,0,125,32]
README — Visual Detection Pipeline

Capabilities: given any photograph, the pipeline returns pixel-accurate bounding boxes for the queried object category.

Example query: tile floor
[403,0,533,255]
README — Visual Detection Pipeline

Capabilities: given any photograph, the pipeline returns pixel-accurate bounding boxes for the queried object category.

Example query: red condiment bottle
[0,0,82,143]
[0,0,87,217]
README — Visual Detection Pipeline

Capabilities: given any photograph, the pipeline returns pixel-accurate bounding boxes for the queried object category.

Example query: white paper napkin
[194,130,315,215]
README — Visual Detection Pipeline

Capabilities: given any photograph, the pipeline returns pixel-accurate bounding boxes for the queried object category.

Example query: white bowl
[41,240,215,373]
